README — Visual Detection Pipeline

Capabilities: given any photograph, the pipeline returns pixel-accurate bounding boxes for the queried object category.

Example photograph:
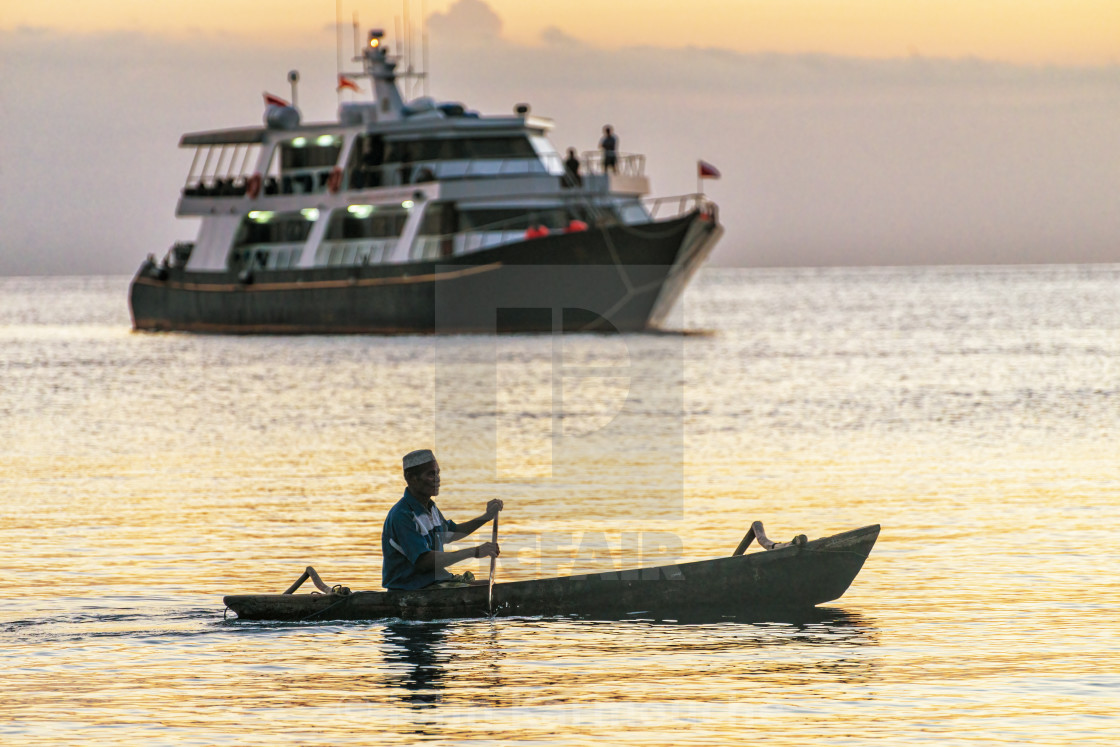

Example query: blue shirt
[381,488,460,590]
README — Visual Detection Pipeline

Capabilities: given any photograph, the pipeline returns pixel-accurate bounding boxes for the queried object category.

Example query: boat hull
[130,212,721,334]
[223,524,880,622]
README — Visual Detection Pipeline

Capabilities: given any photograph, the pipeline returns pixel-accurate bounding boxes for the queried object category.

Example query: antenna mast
[404,0,412,76]
[422,0,429,97]
[335,0,343,102]
[352,12,360,63]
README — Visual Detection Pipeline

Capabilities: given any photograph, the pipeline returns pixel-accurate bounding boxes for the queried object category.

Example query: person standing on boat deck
[563,147,582,187]
[599,125,618,173]
[382,449,502,590]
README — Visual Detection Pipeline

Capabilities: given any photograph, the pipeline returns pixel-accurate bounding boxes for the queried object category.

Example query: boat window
[415,140,445,161]
[280,138,342,170]
[437,140,468,160]
[418,202,460,236]
[383,140,411,164]
[234,211,317,247]
[266,248,300,269]
[346,135,385,189]
[383,136,537,164]
[326,207,409,239]
[466,137,536,159]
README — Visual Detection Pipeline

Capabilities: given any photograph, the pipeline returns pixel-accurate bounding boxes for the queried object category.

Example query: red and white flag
[263,92,290,108]
[698,160,721,179]
[337,74,362,93]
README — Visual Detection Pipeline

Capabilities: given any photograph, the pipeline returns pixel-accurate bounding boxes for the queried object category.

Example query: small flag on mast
[337,74,362,93]
[698,160,721,179]
[263,92,290,108]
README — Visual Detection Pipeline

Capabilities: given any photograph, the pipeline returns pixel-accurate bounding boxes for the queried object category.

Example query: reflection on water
[383,622,452,707]
[3,268,1120,745]
[375,610,881,712]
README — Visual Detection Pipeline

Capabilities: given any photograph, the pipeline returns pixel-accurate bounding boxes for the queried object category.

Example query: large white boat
[128,30,722,334]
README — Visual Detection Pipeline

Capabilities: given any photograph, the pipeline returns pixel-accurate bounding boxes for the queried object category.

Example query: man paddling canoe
[382,449,502,590]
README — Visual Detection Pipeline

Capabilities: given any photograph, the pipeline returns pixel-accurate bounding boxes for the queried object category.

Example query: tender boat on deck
[223,524,879,622]
[130,29,722,334]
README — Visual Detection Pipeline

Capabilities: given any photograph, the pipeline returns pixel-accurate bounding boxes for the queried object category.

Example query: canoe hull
[224,525,880,622]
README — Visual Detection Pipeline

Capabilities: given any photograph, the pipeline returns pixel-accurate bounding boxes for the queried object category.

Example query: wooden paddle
[487,513,499,615]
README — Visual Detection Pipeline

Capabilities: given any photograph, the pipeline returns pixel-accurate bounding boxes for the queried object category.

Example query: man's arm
[415,542,499,573]
[447,498,503,541]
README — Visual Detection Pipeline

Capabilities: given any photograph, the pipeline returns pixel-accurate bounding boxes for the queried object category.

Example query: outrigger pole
[283,565,350,595]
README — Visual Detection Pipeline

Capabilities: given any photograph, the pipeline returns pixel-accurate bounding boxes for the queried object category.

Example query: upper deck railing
[641,193,718,221]
[181,142,260,196]
[181,150,651,199]
[580,152,646,178]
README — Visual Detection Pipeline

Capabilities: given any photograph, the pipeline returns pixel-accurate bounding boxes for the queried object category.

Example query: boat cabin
[169,30,666,274]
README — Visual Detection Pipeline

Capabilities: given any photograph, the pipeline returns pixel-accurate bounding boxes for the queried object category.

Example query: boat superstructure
[129,29,722,334]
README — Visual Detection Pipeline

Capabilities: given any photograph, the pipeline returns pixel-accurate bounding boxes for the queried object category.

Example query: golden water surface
[2,267,1118,745]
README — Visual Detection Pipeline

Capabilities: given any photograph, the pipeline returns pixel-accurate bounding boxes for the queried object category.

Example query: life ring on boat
[327,167,343,194]
[246,173,263,199]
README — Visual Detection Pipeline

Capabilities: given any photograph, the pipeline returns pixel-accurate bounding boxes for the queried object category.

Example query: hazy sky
[8,0,1120,63]
[2,0,1118,274]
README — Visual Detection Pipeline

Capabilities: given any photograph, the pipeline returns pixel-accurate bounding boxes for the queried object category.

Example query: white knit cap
[402,449,436,469]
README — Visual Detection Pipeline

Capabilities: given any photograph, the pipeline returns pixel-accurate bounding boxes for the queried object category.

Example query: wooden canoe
[223,524,879,622]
